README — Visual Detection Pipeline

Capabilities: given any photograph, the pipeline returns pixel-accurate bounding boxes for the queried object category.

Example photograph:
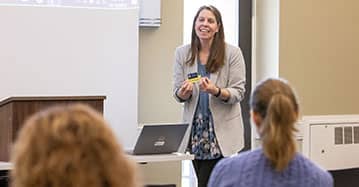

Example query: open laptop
[127,123,189,155]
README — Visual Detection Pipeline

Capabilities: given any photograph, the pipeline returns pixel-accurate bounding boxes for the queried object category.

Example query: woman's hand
[177,80,193,100]
[199,77,218,95]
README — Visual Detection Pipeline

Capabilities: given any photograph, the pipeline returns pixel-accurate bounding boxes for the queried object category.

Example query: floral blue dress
[190,62,222,160]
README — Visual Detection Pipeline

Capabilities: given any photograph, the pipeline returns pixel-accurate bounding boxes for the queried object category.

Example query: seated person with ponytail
[208,78,333,187]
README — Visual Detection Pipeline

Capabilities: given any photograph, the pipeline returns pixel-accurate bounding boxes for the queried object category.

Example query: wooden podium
[0,96,106,161]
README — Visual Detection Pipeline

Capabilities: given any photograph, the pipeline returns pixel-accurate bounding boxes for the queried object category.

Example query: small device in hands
[187,72,201,83]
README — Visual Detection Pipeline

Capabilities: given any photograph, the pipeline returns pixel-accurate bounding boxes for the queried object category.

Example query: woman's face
[195,9,219,43]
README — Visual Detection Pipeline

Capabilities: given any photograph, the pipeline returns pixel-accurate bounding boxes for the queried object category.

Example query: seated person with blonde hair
[11,104,141,187]
[208,78,333,187]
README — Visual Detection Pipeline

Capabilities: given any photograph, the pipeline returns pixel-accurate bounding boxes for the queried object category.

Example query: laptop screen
[132,123,189,155]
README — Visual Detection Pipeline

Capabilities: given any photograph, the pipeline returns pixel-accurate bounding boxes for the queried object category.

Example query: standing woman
[173,5,246,187]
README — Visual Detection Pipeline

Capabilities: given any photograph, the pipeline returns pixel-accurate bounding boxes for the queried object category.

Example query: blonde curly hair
[11,104,140,187]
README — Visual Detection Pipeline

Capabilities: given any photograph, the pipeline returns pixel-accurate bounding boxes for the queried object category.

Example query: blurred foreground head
[11,104,140,187]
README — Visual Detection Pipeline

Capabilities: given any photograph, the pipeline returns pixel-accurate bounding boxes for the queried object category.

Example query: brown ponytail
[250,78,299,171]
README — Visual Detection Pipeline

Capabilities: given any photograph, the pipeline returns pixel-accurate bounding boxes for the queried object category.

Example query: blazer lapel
[210,71,219,85]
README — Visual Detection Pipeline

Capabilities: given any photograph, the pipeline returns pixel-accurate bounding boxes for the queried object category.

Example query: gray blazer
[173,43,246,157]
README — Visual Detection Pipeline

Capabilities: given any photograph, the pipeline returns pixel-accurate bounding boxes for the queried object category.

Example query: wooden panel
[0,96,105,161]
[0,104,12,162]
[11,99,104,141]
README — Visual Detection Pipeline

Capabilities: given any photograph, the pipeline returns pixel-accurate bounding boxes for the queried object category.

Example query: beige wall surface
[279,0,359,115]
[139,0,183,123]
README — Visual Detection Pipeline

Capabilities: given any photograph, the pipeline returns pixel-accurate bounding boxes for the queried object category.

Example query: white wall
[252,0,279,83]
[0,5,139,147]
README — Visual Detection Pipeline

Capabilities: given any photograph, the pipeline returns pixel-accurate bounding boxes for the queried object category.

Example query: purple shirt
[208,148,333,187]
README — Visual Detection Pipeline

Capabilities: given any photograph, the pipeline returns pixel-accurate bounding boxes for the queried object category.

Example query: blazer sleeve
[173,46,189,103]
[224,46,246,104]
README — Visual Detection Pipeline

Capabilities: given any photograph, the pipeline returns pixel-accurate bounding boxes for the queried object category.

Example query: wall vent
[301,115,359,170]
[344,126,353,144]
[334,125,359,145]
[335,127,343,144]
[354,126,359,143]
